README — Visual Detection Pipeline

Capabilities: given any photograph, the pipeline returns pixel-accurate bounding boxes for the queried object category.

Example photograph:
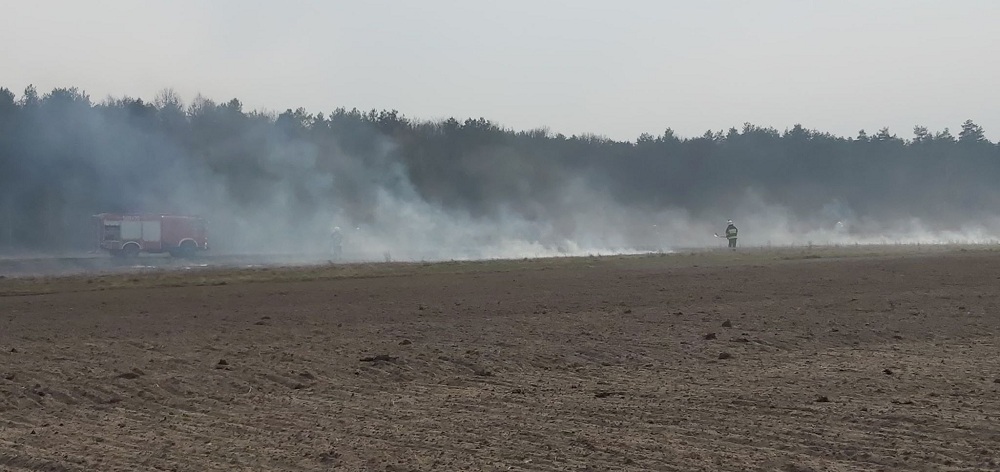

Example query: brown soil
[2,248,1000,471]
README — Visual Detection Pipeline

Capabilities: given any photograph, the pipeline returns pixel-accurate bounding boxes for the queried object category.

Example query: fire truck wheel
[174,241,198,259]
[122,244,141,259]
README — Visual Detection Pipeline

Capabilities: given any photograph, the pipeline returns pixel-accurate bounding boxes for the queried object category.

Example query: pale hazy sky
[3,0,998,141]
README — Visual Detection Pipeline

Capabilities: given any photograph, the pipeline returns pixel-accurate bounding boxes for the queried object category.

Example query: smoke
[724,190,1000,248]
[2,86,999,269]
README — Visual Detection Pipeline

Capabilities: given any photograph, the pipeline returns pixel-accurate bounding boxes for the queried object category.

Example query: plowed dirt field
[2,247,1000,471]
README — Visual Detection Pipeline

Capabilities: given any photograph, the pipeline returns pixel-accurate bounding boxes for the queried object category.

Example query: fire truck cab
[94,213,208,258]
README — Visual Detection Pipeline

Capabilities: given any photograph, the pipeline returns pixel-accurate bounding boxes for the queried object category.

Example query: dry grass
[1,243,996,297]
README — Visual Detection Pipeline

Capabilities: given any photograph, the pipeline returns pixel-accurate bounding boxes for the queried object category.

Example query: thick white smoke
[145,131,1000,262]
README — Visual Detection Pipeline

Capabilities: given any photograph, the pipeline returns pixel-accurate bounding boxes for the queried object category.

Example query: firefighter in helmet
[330,226,343,258]
[725,219,738,249]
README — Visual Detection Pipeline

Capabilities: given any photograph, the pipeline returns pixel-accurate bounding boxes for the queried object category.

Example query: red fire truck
[93,213,208,258]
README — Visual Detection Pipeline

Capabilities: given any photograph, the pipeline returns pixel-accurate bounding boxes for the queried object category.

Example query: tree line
[1,85,998,251]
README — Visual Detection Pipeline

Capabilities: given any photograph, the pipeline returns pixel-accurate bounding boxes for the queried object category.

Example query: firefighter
[330,226,343,258]
[725,220,738,249]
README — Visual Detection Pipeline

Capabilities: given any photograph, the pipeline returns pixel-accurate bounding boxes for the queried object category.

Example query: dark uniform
[725,221,738,249]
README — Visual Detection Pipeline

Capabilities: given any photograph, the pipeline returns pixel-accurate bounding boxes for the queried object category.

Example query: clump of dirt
[718,352,732,360]
[360,354,398,363]
[704,333,717,340]
[318,449,341,463]
[594,391,625,399]
[116,369,144,380]
[722,320,733,328]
